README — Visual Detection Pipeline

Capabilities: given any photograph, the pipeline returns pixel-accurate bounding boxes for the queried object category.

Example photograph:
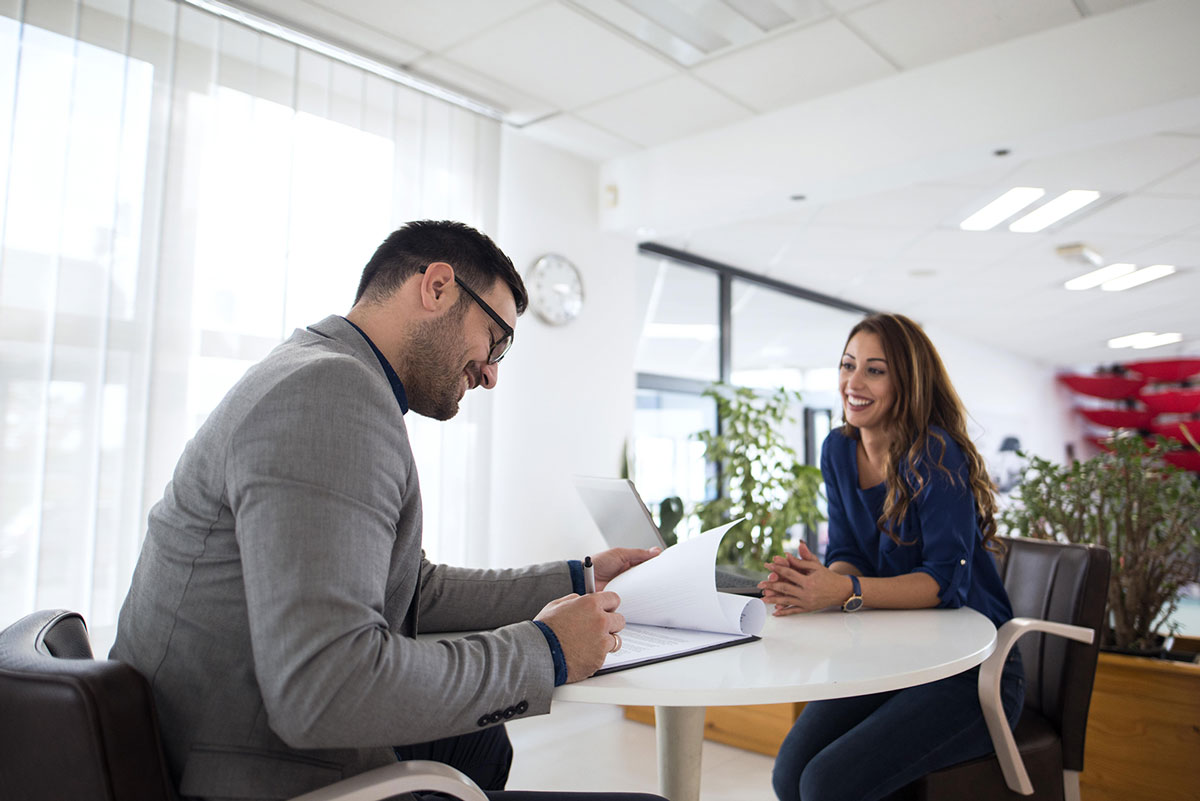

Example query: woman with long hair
[764,312,1024,801]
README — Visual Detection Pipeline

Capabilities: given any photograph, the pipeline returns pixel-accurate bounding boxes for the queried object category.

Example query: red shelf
[1139,388,1200,415]
[1076,408,1154,429]
[1150,420,1200,444]
[1058,374,1146,400]
[1164,450,1200,472]
[1126,358,1200,383]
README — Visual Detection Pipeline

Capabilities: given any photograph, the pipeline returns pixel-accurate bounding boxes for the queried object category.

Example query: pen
[583,555,595,594]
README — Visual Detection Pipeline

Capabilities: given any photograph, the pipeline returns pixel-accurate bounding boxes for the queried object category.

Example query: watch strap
[842,574,864,612]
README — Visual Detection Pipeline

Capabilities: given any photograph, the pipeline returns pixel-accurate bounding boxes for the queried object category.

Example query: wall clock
[528,253,584,326]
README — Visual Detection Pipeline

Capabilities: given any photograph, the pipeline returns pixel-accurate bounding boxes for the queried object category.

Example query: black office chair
[899,535,1111,801]
[0,609,487,801]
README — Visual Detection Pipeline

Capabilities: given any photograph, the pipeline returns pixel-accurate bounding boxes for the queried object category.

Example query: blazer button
[489,711,504,724]
[503,707,516,719]
[515,700,528,714]
[477,715,490,727]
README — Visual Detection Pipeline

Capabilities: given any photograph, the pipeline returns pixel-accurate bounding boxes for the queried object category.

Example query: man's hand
[588,547,660,590]
[535,591,625,683]
[759,542,854,615]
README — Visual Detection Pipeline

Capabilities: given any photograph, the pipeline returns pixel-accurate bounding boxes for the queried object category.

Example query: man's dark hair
[354,220,528,314]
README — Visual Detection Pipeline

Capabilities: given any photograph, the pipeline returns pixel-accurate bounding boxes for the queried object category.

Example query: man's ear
[418,262,456,312]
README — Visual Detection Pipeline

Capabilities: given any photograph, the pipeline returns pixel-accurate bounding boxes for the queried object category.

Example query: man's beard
[405,306,470,421]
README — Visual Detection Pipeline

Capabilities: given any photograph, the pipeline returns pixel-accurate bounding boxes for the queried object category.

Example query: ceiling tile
[442,3,676,109]
[1002,134,1200,194]
[411,55,556,124]
[228,0,425,64]
[1126,236,1200,267]
[574,74,751,148]
[692,19,895,113]
[899,227,1036,265]
[846,0,1079,69]
[305,0,543,53]
[1077,0,1152,15]
[812,183,984,229]
[1144,154,1200,196]
[517,113,639,162]
[1057,194,1200,238]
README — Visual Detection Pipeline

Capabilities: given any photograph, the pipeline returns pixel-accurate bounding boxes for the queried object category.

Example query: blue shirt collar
[342,317,409,414]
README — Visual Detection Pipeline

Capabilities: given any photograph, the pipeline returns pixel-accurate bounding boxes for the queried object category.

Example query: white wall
[926,323,1084,478]
[489,130,639,567]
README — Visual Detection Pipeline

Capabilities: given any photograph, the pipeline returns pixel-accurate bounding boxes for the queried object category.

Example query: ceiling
[218,0,1200,370]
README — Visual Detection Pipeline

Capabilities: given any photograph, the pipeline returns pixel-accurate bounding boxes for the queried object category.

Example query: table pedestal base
[654,706,706,801]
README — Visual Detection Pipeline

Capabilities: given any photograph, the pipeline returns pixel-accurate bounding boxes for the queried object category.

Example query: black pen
[583,555,595,594]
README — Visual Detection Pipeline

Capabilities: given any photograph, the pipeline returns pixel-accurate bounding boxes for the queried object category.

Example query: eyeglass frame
[419,266,514,364]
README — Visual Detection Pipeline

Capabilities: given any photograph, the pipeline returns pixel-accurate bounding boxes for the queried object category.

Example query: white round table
[554,607,997,801]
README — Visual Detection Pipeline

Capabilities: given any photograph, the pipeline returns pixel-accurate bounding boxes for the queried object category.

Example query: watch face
[843,596,864,612]
[528,254,583,326]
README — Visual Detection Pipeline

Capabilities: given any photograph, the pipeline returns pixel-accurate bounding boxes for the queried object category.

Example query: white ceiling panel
[846,0,1080,69]
[575,74,751,147]
[1126,236,1200,267]
[442,3,676,109]
[691,19,895,112]
[1002,134,1200,194]
[812,183,984,229]
[305,0,544,53]
[412,55,556,124]
[1058,194,1200,238]
[1144,155,1200,195]
[898,227,1039,266]
[518,112,639,161]
[231,0,426,64]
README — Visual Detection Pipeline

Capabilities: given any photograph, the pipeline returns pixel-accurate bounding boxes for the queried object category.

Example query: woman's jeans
[772,649,1025,801]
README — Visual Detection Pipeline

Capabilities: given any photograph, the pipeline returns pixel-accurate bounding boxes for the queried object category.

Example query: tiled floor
[506,701,778,800]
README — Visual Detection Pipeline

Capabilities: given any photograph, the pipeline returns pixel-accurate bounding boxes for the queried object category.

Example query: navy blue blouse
[821,427,1013,627]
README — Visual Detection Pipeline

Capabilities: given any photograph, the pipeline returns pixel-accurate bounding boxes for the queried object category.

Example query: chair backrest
[995,536,1111,772]
[0,609,178,801]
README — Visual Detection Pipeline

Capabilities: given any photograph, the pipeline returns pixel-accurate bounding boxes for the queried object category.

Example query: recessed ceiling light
[1107,331,1183,349]
[1008,190,1100,233]
[959,187,1044,231]
[1064,263,1135,290]
[1100,264,1176,292]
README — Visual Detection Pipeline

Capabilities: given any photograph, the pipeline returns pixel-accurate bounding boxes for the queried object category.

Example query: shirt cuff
[533,620,569,686]
[567,559,585,595]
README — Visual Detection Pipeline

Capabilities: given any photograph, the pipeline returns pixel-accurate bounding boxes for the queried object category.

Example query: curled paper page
[604,518,765,637]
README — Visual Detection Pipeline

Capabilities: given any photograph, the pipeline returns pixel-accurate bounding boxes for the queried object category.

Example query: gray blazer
[111,315,573,801]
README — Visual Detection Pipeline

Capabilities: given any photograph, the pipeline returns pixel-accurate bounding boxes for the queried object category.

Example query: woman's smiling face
[839,331,894,432]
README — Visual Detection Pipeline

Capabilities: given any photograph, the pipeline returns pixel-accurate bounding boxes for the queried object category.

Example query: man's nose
[479,361,499,390]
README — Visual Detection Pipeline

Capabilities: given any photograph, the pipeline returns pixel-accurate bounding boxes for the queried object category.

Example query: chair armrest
[288,760,488,801]
[978,617,1095,796]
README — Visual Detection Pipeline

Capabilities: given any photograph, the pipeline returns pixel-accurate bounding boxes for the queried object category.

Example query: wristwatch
[842,575,864,612]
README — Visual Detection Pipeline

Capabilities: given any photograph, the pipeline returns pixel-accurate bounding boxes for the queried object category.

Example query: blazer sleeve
[226,356,556,750]
[908,438,977,608]
[821,436,872,575]
[416,558,575,633]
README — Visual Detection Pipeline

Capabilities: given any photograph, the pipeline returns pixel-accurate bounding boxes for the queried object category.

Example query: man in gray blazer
[111,221,664,801]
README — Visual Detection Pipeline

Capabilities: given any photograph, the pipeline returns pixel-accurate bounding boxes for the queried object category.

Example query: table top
[553,606,997,707]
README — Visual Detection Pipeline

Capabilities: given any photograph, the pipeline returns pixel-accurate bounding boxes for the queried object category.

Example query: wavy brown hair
[840,313,999,552]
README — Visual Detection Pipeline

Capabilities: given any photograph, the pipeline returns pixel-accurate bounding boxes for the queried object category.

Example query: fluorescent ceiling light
[1063,263,1135,290]
[1008,190,1100,233]
[1108,332,1155,349]
[644,323,719,341]
[1100,264,1176,291]
[959,187,1045,231]
[1135,332,1183,349]
[1108,331,1183,349]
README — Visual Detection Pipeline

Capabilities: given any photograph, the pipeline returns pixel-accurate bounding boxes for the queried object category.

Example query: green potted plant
[998,435,1200,653]
[692,384,825,568]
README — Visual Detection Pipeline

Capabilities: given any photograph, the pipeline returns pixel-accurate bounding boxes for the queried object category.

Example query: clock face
[528,254,583,326]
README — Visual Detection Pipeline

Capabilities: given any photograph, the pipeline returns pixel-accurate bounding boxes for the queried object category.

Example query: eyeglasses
[420,267,514,364]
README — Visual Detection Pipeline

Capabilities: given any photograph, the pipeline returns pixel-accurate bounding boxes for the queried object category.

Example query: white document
[597,518,766,674]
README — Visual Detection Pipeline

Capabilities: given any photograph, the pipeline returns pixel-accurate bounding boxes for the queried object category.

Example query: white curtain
[0,0,500,645]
